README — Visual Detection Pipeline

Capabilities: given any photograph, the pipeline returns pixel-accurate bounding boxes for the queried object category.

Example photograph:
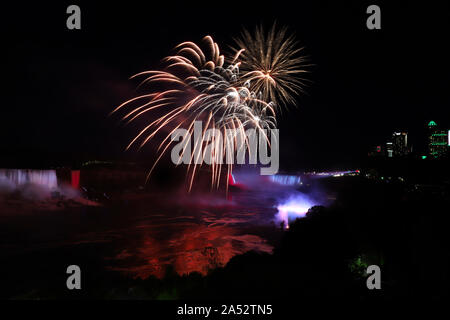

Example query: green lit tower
[428,120,448,158]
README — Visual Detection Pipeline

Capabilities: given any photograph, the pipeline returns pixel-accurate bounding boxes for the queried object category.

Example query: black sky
[2,1,449,170]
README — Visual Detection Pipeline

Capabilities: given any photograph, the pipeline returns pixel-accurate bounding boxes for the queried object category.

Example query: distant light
[422,155,427,160]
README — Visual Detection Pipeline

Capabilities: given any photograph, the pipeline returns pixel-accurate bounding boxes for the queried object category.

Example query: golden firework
[112,26,308,192]
[230,23,308,111]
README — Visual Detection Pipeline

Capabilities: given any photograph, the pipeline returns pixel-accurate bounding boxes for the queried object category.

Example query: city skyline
[369,119,450,159]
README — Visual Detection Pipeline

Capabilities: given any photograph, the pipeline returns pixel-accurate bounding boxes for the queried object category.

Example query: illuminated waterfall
[269,174,301,186]
[0,169,58,189]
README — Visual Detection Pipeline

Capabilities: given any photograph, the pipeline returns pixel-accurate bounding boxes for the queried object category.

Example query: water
[0,171,325,280]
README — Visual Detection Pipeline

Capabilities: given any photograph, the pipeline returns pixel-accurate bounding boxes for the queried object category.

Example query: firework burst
[112,26,306,191]
[230,24,308,111]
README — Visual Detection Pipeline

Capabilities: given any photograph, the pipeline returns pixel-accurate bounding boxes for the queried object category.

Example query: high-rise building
[386,141,393,158]
[427,120,449,158]
[392,131,409,157]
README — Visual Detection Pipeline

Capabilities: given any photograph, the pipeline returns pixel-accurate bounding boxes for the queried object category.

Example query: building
[386,141,394,158]
[392,131,409,157]
[427,120,449,158]
[369,131,410,158]
[386,131,409,158]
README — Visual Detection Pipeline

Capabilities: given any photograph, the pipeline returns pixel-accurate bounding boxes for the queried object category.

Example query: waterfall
[0,169,58,190]
[269,174,301,186]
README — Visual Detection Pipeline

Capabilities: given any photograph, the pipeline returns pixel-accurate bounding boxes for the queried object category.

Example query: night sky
[2,1,449,170]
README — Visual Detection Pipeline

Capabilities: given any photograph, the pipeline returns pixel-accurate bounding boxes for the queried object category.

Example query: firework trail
[112,25,306,191]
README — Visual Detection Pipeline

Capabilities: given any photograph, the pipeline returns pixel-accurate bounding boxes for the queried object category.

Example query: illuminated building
[392,131,409,157]
[427,120,449,158]
[370,131,410,158]
[386,142,393,158]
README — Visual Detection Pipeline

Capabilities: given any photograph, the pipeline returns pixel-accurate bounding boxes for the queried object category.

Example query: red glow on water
[228,173,236,185]
[227,173,247,190]
[113,224,273,279]
[71,170,80,189]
